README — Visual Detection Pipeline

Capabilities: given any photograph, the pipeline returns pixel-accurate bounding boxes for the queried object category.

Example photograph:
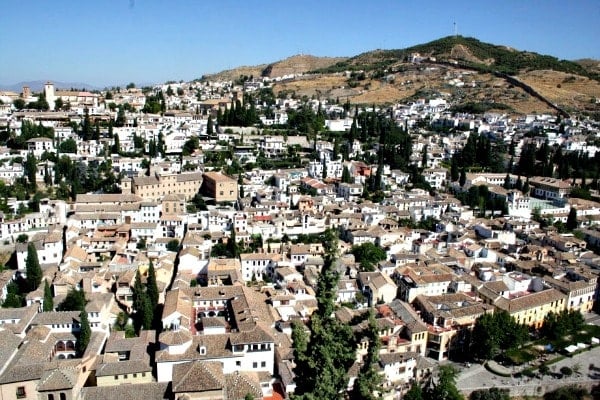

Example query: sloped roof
[172,361,225,393]
[37,367,78,391]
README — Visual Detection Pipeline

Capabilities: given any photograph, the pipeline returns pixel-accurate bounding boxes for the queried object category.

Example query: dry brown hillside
[204,55,346,81]
[518,70,600,112]
[267,55,347,77]
[203,36,599,115]
[270,64,559,114]
[576,58,600,75]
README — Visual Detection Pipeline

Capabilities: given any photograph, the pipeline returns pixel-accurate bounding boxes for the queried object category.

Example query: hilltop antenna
[453,21,458,37]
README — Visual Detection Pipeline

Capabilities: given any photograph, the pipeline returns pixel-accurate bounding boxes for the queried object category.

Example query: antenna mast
[454,22,458,37]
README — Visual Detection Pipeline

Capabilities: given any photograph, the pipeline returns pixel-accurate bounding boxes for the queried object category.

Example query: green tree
[450,154,460,182]
[522,178,530,195]
[350,312,383,400]
[76,308,91,357]
[341,166,352,183]
[146,261,159,309]
[59,138,78,153]
[141,293,153,330]
[132,270,145,313]
[207,116,214,135]
[58,288,86,311]
[351,242,386,272]
[25,242,42,292]
[404,383,424,400]
[470,311,527,360]
[503,174,511,190]
[543,385,588,400]
[166,239,180,252]
[24,152,37,190]
[541,309,585,340]
[227,229,238,258]
[13,98,26,110]
[182,136,199,156]
[469,388,510,400]
[54,97,64,110]
[43,280,54,311]
[115,108,126,127]
[112,134,121,154]
[566,207,578,231]
[560,366,573,377]
[2,282,24,308]
[459,169,466,187]
[292,230,355,400]
[426,365,463,400]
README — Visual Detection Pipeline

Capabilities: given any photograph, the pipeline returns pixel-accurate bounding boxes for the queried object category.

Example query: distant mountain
[0,80,101,93]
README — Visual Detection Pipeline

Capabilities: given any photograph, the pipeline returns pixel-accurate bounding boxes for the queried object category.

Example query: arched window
[47,395,54,400]
[60,393,66,400]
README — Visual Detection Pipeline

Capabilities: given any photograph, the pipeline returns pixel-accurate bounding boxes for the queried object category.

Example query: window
[60,394,66,400]
[236,361,241,367]
[252,362,258,369]
[48,395,55,400]
[142,372,146,377]
[16,387,26,398]
[115,375,119,380]
[261,361,266,368]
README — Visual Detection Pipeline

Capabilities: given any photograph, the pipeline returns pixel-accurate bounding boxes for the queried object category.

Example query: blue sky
[1,0,598,87]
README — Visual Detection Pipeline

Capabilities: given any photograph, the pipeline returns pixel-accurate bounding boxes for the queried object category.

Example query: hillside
[203,55,346,81]
[204,36,599,115]
[576,58,600,75]
[312,36,596,79]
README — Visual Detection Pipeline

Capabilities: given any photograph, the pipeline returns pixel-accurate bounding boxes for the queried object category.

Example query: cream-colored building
[96,330,155,387]
[121,171,203,201]
[490,288,567,329]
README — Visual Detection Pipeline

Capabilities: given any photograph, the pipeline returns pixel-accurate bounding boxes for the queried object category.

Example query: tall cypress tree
[566,207,578,231]
[341,166,352,183]
[207,116,214,135]
[77,308,91,357]
[26,242,42,292]
[292,230,356,399]
[43,280,54,311]
[141,293,153,330]
[132,270,144,312]
[146,261,159,309]
[350,312,383,400]
[227,228,238,258]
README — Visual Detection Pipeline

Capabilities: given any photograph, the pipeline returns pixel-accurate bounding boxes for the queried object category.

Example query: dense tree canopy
[351,242,387,272]
[470,311,527,360]
[541,309,585,340]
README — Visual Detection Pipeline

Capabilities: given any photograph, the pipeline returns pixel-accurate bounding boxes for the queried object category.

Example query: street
[455,345,600,396]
